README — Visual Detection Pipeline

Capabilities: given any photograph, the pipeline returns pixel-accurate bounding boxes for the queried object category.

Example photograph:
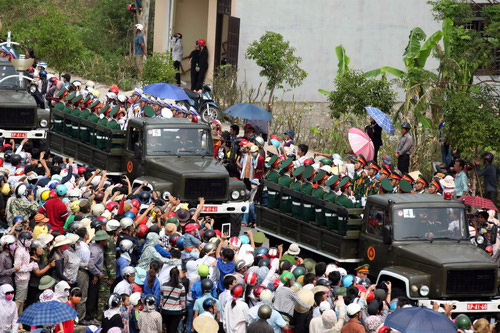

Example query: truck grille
[0,107,35,128]
[447,269,495,294]
[184,178,227,200]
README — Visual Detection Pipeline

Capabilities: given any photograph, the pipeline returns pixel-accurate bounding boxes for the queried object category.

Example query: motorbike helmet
[198,39,206,47]
[342,274,355,287]
[91,203,105,216]
[119,239,134,252]
[280,271,294,284]
[203,229,216,242]
[121,266,136,277]
[15,183,27,198]
[258,257,270,268]
[109,293,121,308]
[244,272,257,285]
[481,152,494,163]
[455,314,472,330]
[231,284,244,298]
[258,304,272,320]
[292,266,306,278]
[120,217,134,230]
[90,218,105,230]
[144,294,156,307]
[401,122,411,129]
[255,136,265,147]
[108,85,119,94]
[201,278,214,292]
[169,233,180,247]
[239,234,250,245]
[139,191,150,203]
[176,236,185,250]
[254,285,266,298]
[256,247,269,256]
[202,297,216,311]
[56,184,67,197]
[124,211,136,219]
[137,224,148,238]
[13,216,25,224]
[268,247,279,259]
[229,236,241,248]
[10,154,22,166]
[149,225,160,234]
[130,199,141,208]
[106,201,119,212]
[203,242,217,254]
[106,219,121,232]
[94,192,104,202]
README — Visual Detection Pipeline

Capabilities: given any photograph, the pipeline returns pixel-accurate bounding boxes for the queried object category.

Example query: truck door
[359,204,390,275]
[123,126,144,180]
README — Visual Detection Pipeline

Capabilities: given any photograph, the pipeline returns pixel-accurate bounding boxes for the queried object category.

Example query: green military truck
[258,180,500,316]
[48,107,248,217]
[0,57,50,139]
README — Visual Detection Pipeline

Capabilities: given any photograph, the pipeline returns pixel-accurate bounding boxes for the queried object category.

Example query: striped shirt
[160,283,186,313]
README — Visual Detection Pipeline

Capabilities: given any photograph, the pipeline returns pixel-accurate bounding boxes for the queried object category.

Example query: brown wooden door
[226,16,240,67]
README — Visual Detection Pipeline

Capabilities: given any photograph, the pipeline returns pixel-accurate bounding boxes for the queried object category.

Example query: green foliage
[327,69,396,119]
[140,52,176,85]
[245,31,307,93]
[441,87,500,158]
[212,64,241,111]
[335,45,350,78]
[427,0,473,24]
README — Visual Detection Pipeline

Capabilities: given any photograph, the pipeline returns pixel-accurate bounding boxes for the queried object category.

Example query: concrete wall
[235,0,442,102]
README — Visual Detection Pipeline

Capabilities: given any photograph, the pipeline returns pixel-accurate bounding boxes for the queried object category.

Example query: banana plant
[318,45,350,96]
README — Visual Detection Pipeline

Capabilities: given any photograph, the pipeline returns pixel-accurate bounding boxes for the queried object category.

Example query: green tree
[245,31,307,111]
[141,51,177,85]
[326,69,396,119]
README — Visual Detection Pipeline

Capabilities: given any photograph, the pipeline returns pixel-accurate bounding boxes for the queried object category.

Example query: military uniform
[352,154,369,199]
[97,236,116,320]
[265,156,282,210]
[323,175,340,230]
[278,158,294,214]
[96,104,111,150]
[365,178,381,196]
[70,95,83,139]
[311,170,328,226]
[290,166,305,219]
[398,179,414,193]
[300,166,315,222]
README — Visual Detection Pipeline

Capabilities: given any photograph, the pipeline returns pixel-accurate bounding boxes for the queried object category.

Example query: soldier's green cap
[380,178,393,193]
[100,104,111,115]
[108,106,119,117]
[54,102,65,111]
[313,169,326,182]
[338,176,351,189]
[267,155,280,168]
[253,231,267,244]
[55,87,67,98]
[278,158,293,172]
[281,253,297,265]
[90,100,100,109]
[65,91,76,101]
[303,166,314,179]
[416,174,428,186]
[355,263,370,272]
[292,166,305,177]
[143,105,155,117]
[399,179,413,193]
[320,158,332,166]
[166,217,179,227]
[72,94,83,104]
[326,175,340,187]
[335,287,347,297]
[82,95,92,105]
[94,230,109,242]
[303,258,316,274]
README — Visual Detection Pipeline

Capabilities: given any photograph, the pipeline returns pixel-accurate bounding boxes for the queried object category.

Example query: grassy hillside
[0,0,139,89]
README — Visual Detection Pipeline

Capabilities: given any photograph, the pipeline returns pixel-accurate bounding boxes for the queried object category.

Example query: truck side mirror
[134,142,143,160]
[382,225,392,245]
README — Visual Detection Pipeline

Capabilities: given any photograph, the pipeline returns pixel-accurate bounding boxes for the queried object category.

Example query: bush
[140,51,177,85]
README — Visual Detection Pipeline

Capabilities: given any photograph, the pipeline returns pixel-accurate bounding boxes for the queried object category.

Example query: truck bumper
[0,129,47,139]
[418,299,500,313]
[201,201,249,214]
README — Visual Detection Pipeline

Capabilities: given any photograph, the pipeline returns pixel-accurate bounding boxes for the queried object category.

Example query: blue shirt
[183,233,201,249]
[135,33,145,55]
[248,302,287,333]
[454,171,468,197]
[142,277,161,308]
[193,293,221,315]
[191,279,218,300]
[116,256,130,278]
[216,257,235,291]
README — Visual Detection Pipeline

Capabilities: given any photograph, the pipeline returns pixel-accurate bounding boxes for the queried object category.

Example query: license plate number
[467,303,488,311]
[12,132,27,138]
[203,206,218,213]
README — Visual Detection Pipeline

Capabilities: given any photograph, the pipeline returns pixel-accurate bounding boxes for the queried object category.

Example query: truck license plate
[203,206,218,213]
[11,132,27,138]
[467,303,488,311]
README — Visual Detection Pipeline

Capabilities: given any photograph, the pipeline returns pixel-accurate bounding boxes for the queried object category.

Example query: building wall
[235,0,442,102]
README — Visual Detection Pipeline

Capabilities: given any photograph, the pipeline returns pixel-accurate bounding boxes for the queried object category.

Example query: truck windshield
[0,63,21,89]
[146,128,212,156]
[393,207,467,241]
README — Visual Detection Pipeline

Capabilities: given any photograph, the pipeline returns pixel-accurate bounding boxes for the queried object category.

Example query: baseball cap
[135,24,144,31]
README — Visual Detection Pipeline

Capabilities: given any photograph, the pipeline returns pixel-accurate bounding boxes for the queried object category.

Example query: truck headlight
[419,285,430,297]
[40,119,48,127]
[231,191,240,200]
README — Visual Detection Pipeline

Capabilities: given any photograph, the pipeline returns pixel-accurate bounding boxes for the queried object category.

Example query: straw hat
[53,235,72,248]
[193,315,219,333]
[66,234,80,245]
[36,233,54,245]
[295,289,315,313]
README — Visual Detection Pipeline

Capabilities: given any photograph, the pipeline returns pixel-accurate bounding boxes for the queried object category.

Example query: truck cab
[0,57,49,139]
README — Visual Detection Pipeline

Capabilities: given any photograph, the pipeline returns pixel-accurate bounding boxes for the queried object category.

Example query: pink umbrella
[348,128,374,161]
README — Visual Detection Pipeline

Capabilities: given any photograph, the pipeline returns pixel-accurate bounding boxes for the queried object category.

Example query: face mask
[5,293,14,301]
[72,297,81,304]
[251,152,258,157]
[9,244,16,251]
[65,290,70,297]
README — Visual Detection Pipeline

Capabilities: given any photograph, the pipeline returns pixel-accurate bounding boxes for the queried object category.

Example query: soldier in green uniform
[87,101,101,146]
[336,176,355,208]
[427,178,443,195]
[63,92,76,136]
[278,158,294,214]
[53,87,68,132]
[324,175,340,230]
[352,154,369,199]
[300,166,316,222]
[97,231,116,321]
[311,169,328,226]
[107,106,123,149]
[398,179,414,193]
[143,105,155,118]
[389,172,402,193]
[290,166,305,219]
[379,178,393,194]
[265,155,281,210]
[414,174,428,194]
[96,104,111,150]
[70,94,84,139]
[365,161,381,197]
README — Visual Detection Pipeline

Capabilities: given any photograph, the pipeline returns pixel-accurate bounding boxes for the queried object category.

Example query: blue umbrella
[385,306,457,333]
[365,106,395,135]
[18,301,78,326]
[224,103,273,121]
[142,83,189,101]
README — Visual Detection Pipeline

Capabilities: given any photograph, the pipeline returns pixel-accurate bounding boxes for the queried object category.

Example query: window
[146,128,212,156]
[367,205,386,237]
[128,127,142,151]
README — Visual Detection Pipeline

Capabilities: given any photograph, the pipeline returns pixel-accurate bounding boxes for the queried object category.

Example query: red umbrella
[348,128,374,161]
[459,196,498,211]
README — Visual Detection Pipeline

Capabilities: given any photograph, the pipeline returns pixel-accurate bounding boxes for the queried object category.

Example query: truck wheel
[201,104,219,123]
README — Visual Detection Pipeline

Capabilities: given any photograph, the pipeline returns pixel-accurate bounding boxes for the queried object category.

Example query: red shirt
[54,301,75,333]
[38,197,69,233]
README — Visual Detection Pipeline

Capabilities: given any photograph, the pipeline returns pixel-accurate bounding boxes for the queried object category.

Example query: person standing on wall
[189,41,200,92]
[172,33,183,87]
[194,39,208,93]
[395,122,413,174]
[365,117,383,163]
[135,24,146,76]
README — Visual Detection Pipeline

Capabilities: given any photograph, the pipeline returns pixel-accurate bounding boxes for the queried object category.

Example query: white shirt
[114,279,132,296]
[76,241,90,268]
[223,298,249,333]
